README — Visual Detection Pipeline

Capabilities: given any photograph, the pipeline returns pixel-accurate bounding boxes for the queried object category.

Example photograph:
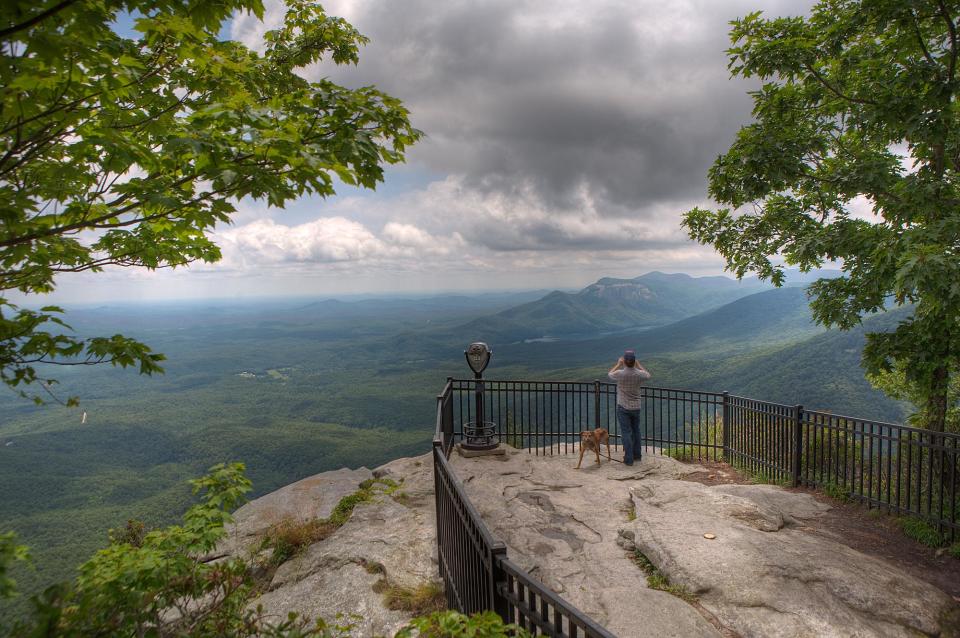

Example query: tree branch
[803,62,878,106]
[911,11,940,74]
[0,0,80,39]
[0,44,175,138]
[939,0,958,81]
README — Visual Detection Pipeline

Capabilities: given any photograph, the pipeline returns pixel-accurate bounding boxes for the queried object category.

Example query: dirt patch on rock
[679,460,752,486]
[792,492,960,602]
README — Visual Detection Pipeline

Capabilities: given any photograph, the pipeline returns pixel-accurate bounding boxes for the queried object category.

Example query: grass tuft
[664,445,696,461]
[949,542,960,560]
[630,549,696,603]
[747,471,791,487]
[361,559,386,575]
[899,516,944,548]
[328,490,373,527]
[262,477,400,565]
[263,518,337,565]
[373,579,446,615]
[630,550,655,572]
[821,481,850,503]
[391,491,412,506]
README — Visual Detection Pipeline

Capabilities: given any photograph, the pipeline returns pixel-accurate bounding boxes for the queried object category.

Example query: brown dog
[575,428,611,469]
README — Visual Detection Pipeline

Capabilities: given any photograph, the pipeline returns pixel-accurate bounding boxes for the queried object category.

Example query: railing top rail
[803,408,960,440]
[498,557,617,638]
[449,379,726,397]
[726,394,799,411]
[437,378,454,400]
[450,378,606,385]
[637,385,726,397]
[433,445,506,552]
[446,379,944,433]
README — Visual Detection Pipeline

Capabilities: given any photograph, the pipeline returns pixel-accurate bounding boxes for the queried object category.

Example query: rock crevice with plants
[214,454,443,637]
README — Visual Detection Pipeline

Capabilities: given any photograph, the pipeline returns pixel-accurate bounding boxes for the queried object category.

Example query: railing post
[594,380,601,428]
[793,404,804,487]
[445,377,455,453]
[490,544,510,624]
[432,443,444,583]
[721,391,730,463]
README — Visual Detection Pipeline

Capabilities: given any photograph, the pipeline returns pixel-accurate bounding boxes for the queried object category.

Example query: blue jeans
[617,405,643,464]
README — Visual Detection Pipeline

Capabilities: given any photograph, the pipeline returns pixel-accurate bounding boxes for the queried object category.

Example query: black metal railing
[725,395,800,484]
[432,443,505,614]
[447,379,724,461]
[498,558,614,637]
[433,380,616,637]
[799,410,959,532]
[433,379,960,636]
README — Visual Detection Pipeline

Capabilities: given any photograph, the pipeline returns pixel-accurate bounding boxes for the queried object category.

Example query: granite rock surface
[219,446,960,637]
[219,454,437,637]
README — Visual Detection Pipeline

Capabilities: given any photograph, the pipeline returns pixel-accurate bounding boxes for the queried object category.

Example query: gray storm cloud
[227,0,815,273]
[294,0,813,216]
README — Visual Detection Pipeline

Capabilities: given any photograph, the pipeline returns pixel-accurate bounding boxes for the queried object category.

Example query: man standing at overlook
[608,350,651,466]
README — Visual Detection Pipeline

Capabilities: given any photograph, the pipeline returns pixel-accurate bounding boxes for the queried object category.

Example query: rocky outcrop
[215,466,374,560]
[219,447,959,638]
[218,454,438,637]
[630,479,959,637]
[453,448,960,638]
[452,450,722,638]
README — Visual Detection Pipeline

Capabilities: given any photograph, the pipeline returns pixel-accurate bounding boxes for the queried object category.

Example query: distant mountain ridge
[457,271,772,342]
[495,286,822,368]
[490,286,909,422]
[688,307,912,420]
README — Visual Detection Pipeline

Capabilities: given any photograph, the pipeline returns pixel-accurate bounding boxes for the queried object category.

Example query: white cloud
[221,217,381,264]
[316,175,699,253]
[213,216,466,272]
[230,3,286,53]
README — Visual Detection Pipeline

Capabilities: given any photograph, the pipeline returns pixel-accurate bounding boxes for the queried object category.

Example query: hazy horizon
[14,267,809,308]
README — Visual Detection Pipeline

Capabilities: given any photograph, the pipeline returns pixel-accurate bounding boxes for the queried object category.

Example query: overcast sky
[53,0,816,303]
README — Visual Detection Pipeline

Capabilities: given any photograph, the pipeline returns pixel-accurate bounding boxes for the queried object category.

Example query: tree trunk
[927,364,949,434]
[925,363,949,532]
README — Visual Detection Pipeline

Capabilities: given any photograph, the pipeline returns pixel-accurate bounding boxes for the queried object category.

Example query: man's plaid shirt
[608,366,651,410]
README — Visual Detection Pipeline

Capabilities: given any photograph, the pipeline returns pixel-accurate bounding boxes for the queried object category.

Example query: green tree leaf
[0,0,421,406]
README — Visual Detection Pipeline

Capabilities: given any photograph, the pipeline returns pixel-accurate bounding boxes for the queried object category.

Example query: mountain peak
[633,271,690,281]
[578,279,654,302]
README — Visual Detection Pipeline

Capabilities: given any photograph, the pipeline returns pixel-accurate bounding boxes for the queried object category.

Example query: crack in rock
[525,480,584,491]
[609,468,657,481]
[568,514,602,539]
